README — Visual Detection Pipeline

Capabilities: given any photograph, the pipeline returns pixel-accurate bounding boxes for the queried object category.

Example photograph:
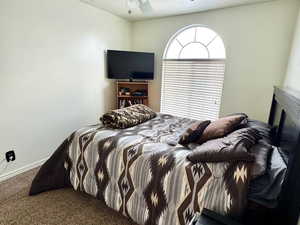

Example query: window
[161,25,226,121]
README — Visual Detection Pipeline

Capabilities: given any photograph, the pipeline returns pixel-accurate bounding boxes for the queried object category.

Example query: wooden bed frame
[268,86,300,225]
[203,86,300,225]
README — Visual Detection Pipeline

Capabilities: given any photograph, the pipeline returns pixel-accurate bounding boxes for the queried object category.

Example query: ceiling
[80,0,273,21]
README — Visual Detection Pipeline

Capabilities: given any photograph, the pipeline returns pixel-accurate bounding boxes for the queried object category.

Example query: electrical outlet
[6,151,16,162]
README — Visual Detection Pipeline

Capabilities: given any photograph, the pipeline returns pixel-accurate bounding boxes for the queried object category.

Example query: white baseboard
[0,157,49,182]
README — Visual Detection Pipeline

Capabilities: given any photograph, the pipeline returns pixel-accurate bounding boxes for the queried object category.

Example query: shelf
[116,81,149,109]
[118,96,148,98]
[117,81,148,85]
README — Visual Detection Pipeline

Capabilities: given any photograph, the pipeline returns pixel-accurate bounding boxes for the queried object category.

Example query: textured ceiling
[80,0,274,21]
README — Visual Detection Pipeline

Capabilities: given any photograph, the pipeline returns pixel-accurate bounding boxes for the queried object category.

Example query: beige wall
[1,0,299,181]
[285,10,300,91]
[0,0,131,179]
[132,0,300,121]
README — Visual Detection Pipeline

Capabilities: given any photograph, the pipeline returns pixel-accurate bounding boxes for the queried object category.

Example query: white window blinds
[161,26,226,121]
[161,59,225,121]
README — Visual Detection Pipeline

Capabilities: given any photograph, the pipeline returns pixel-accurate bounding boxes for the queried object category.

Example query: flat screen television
[107,50,154,80]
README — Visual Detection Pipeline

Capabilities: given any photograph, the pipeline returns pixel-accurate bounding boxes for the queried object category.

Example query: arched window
[161,25,226,121]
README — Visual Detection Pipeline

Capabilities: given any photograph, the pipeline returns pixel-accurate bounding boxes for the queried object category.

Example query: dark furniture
[268,86,300,225]
[191,209,243,225]
[201,86,300,225]
[244,86,300,225]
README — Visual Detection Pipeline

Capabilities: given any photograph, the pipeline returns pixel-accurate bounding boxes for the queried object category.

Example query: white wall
[132,0,300,121]
[285,10,300,91]
[0,0,131,179]
[1,0,299,181]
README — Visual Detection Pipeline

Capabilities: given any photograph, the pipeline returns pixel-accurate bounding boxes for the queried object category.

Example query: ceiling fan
[127,0,153,14]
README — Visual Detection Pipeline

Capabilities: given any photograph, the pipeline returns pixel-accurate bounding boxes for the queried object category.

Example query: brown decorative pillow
[225,113,248,126]
[187,127,260,163]
[178,120,211,147]
[197,114,247,144]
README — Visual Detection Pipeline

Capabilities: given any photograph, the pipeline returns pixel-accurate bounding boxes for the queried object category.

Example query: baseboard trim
[0,157,49,182]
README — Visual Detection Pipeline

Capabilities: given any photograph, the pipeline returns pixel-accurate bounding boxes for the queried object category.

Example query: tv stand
[116,81,149,109]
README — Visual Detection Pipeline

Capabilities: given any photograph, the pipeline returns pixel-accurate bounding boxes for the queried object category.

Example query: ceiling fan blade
[137,0,153,13]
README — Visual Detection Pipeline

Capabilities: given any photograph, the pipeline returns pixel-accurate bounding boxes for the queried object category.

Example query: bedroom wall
[132,0,300,122]
[0,0,131,180]
[285,10,300,92]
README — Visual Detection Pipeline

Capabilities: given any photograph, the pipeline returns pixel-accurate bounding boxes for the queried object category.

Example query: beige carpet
[0,167,137,225]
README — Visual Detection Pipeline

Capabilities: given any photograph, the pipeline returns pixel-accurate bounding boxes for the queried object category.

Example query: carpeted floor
[0,167,137,225]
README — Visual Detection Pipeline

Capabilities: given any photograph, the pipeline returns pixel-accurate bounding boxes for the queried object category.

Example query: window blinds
[160,59,225,121]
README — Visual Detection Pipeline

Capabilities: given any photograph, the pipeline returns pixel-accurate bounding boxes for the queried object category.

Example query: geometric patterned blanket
[31,114,252,225]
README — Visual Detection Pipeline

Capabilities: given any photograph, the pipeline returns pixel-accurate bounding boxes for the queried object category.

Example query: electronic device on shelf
[107,50,155,81]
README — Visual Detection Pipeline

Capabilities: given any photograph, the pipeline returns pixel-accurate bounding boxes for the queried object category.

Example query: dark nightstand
[190,209,243,225]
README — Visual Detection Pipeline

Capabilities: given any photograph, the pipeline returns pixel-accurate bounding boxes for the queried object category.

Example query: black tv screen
[107,50,154,80]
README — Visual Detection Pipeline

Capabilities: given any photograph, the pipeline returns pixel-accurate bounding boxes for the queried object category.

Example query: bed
[29,87,300,225]
[30,113,254,225]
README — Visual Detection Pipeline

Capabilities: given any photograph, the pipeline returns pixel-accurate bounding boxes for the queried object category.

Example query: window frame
[163,24,226,61]
[160,25,226,119]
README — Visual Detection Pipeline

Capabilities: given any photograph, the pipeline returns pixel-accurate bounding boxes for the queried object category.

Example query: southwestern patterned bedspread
[30,114,254,225]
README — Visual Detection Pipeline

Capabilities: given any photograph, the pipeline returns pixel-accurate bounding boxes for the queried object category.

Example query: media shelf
[116,81,149,109]
[118,96,148,98]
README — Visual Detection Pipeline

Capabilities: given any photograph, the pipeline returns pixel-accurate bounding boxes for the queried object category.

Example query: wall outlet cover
[6,151,16,162]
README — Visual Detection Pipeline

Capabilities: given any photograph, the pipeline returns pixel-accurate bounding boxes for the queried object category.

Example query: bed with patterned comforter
[30,114,252,225]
